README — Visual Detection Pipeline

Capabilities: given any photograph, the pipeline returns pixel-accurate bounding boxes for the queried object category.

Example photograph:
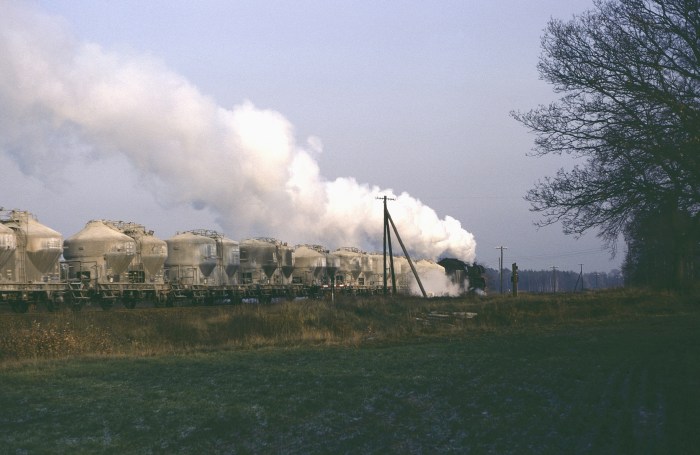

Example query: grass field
[1,290,699,453]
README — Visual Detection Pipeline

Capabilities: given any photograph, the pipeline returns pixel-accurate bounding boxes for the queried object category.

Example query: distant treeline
[482,267,624,294]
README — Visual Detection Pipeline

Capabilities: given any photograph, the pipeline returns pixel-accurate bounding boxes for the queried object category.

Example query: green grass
[1,290,699,453]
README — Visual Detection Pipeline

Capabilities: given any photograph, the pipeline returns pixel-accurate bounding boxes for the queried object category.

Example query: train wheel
[99,299,113,311]
[123,300,137,310]
[52,294,65,311]
[11,301,29,313]
[71,302,84,312]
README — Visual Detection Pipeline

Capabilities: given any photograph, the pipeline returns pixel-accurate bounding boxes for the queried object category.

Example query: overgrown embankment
[1,289,696,362]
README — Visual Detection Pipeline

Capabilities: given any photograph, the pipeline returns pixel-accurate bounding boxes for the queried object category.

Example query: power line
[516,247,607,260]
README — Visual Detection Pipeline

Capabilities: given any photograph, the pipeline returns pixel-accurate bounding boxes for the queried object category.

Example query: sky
[0,0,624,273]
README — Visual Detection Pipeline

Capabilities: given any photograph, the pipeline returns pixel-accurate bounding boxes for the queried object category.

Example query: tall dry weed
[0,319,113,360]
[1,290,694,362]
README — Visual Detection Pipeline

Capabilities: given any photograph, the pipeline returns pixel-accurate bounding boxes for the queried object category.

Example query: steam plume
[0,3,476,261]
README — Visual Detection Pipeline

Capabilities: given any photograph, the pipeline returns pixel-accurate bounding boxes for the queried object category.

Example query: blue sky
[1,0,623,272]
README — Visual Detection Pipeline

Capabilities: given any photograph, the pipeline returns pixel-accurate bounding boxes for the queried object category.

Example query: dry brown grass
[0,289,696,363]
[1,289,699,453]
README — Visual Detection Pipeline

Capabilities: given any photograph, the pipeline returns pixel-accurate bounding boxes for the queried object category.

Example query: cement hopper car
[180,230,240,286]
[291,245,340,297]
[240,238,294,285]
[1,210,63,282]
[0,223,16,277]
[104,221,167,284]
[367,253,386,287]
[0,210,64,312]
[63,220,137,283]
[219,235,240,285]
[333,247,362,286]
[325,250,339,285]
[333,247,378,291]
[164,232,217,286]
[392,256,411,292]
[279,242,294,282]
[292,244,328,286]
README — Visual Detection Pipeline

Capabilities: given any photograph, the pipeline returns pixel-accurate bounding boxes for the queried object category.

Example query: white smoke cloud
[409,260,462,297]
[0,3,476,262]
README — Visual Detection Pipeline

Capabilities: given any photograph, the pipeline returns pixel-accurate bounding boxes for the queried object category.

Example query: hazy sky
[1,0,624,273]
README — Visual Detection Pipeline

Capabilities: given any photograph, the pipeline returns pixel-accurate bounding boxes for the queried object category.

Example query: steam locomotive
[0,209,484,312]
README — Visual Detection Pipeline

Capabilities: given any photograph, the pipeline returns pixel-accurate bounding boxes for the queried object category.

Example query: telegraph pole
[551,266,558,293]
[377,195,395,295]
[385,210,427,298]
[574,263,584,292]
[495,246,507,294]
[376,196,427,298]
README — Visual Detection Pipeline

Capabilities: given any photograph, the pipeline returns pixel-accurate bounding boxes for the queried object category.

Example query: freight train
[0,209,484,312]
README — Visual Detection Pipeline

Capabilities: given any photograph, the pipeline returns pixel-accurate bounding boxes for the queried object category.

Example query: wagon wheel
[165,292,175,308]
[64,291,84,312]
[71,302,84,312]
[153,293,165,308]
[11,301,29,314]
[46,294,63,312]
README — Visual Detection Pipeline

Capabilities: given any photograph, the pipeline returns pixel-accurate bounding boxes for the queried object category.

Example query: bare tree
[512,0,699,288]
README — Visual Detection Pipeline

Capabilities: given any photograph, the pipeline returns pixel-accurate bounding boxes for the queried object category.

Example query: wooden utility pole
[574,263,584,292]
[377,196,427,298]
[495,246,507,294]
[377,196,396,295]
